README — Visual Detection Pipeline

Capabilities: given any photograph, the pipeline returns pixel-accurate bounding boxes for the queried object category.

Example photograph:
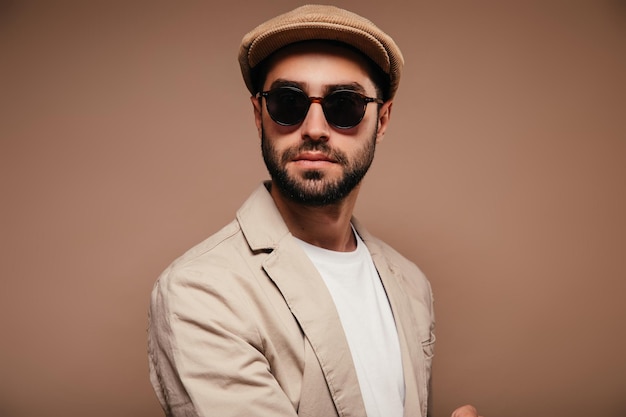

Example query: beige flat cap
[238,4,404,100]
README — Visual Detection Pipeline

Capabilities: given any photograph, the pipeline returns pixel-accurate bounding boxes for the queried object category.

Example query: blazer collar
[236,182,290,251]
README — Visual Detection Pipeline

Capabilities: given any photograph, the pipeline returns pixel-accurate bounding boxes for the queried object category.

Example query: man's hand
[451,404,482,417]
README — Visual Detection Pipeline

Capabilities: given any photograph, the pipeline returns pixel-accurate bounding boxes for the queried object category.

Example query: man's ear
[250,95,263,139]
[376,100,393,144]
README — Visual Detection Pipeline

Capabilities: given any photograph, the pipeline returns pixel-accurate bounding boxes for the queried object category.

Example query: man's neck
[269,182,360,252]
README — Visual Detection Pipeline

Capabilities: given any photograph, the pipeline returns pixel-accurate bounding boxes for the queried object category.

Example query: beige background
[1,1,625,416]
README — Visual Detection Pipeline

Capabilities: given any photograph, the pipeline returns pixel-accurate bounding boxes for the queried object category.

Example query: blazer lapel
[370,250,426,417]
[262,237,367,417]
[354,221,427,417]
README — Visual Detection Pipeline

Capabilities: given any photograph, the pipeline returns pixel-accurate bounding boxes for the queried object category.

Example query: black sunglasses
[258,86,383,129]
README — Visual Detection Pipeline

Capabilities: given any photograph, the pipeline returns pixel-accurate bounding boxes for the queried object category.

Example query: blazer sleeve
[148,263,299,417]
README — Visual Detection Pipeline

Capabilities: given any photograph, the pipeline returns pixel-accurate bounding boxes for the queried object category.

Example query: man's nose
[300,100,330,141]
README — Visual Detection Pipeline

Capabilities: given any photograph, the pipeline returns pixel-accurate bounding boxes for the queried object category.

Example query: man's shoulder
[357,228,432,300]
[154,183,286,291]
[158,219,248,285]
[370,235,426,276]
[354,221,424,276]
[183,219,243,258]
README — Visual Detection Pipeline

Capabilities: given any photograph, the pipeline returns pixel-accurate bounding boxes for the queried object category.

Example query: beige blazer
[148,183,435,417]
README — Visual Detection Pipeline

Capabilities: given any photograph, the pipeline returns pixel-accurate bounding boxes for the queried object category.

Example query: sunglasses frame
[257,86,384,129]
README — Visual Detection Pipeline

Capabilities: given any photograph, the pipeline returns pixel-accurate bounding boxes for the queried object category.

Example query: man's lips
[292,152,337,163]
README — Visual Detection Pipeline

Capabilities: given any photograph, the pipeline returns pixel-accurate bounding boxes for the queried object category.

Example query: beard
[261,126,377,206]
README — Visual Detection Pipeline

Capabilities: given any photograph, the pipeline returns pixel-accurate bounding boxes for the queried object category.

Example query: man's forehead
[267,79,369,95]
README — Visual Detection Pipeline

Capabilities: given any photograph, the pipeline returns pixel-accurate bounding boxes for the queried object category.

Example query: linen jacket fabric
[148,182,435,417]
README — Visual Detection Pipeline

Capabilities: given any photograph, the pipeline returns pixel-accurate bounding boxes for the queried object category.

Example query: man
[148,5,481,417]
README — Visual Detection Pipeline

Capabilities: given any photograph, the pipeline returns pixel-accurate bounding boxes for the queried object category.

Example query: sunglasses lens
[265,88,309,126]
[323,91,366,129]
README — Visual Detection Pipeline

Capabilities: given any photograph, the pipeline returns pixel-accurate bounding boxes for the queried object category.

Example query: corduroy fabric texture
[238,4,404,100]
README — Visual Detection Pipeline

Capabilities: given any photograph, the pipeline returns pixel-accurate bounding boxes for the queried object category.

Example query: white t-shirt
[295,232,405,417]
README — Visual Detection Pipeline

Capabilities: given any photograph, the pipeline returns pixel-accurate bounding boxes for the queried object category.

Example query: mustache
[280,142,348,165]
